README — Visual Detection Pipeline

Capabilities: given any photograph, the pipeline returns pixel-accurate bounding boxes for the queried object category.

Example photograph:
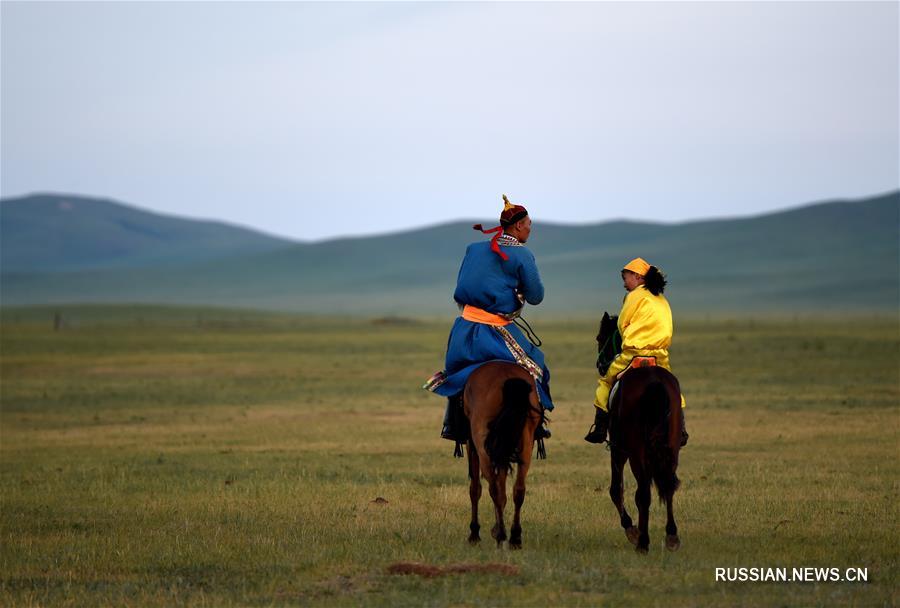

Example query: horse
[462,361,544,549]
[596,312,682,553]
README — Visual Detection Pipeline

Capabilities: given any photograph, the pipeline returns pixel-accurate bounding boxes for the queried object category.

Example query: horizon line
[1,188,897,245]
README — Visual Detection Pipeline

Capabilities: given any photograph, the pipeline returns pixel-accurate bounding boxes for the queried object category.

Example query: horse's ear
[602,312,610,322]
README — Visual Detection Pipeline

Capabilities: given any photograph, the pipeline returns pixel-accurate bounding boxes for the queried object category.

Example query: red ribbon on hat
[473,224,509,261]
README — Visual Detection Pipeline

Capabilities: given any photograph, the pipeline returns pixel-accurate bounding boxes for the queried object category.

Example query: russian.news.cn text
[715,567,868,583]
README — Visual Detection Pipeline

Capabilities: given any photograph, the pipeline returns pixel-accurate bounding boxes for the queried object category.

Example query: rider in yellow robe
[585,257,688,446]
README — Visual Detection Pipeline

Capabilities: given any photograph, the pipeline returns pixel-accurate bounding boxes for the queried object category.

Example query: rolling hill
[1,191,897,315]
[0,193,294,272]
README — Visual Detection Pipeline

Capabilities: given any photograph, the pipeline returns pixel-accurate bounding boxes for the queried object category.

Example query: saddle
[615,356,657,380]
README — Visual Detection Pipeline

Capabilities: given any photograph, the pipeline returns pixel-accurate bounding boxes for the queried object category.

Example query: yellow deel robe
[594,285,686,411]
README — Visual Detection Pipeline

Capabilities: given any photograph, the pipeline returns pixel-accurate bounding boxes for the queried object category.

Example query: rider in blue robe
[424,195,553,442]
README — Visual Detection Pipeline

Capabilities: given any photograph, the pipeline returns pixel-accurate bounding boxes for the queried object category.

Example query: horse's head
[596,312,622,375]
[596,312,617,352]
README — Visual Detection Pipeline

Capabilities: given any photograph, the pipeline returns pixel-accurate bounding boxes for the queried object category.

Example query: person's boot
[441,398,457,441]
[584,407,609,444]
[680,409,689,447]
[534,422,552,440]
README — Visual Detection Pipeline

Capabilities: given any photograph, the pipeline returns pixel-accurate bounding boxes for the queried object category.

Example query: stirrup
[584,424,607,444]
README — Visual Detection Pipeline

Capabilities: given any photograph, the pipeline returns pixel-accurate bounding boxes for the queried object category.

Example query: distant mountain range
[0,194,293,272]
[2,191,898,315]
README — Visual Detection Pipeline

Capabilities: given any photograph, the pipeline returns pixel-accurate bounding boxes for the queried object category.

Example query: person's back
[619,284,673,351]
[454,241,543,314]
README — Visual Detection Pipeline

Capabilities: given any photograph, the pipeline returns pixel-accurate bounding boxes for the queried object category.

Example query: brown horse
[598,313,682,553]
[463,361,543,549]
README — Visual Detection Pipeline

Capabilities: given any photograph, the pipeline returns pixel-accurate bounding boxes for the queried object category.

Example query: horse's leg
[609,449,638,546]
[475,445,506,547]
[467,439,481,544]
[634,474,652,554]
[488,466,508,546]
[665,493,680,551]
[509,440,533,549]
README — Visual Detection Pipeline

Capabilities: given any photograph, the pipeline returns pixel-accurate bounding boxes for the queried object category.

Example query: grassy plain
[1,305,898,607]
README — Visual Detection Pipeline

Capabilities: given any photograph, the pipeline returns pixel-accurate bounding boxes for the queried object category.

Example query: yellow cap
[502,194,514,212]
[623,257,651,276]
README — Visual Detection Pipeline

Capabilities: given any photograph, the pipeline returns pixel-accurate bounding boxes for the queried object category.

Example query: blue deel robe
[429,240,554,410]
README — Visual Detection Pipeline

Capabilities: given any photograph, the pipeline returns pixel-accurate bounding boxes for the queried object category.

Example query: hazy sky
[2,1,898,241]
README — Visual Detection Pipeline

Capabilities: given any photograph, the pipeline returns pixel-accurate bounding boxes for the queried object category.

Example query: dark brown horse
[597,313,683,553]
[463,361,543,549]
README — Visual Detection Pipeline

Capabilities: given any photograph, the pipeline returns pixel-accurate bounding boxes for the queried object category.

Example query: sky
[2,1,898,241]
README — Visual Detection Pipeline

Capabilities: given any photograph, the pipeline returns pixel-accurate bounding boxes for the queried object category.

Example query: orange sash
[461,305,511,326]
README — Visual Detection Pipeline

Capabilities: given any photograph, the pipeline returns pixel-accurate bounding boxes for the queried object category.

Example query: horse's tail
[640,381,681,502]
[485,378,533,473]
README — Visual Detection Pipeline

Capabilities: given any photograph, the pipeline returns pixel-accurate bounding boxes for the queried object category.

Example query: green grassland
[1,306,898,607]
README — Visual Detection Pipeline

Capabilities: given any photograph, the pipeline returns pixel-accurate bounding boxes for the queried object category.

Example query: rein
[597,319,622,356]
[513,316,542,347]
[596,316,622,374]
[598,332,616,356]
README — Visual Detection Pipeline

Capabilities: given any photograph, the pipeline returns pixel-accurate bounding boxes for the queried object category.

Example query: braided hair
[644,266,667,295]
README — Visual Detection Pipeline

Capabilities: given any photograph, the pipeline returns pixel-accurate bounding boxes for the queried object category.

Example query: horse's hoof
[625,526,640,546]
[468,535,481,545]
[636,544,649,554]
[665,535,681,551]
[509,539,522,550]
